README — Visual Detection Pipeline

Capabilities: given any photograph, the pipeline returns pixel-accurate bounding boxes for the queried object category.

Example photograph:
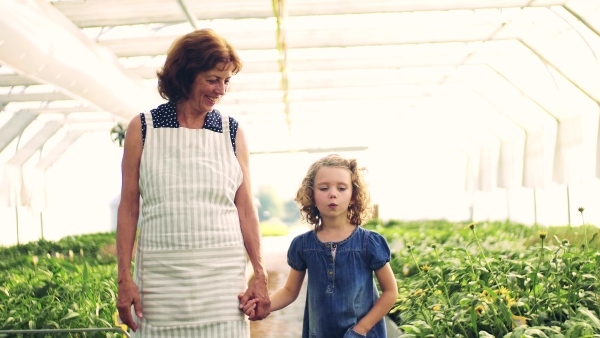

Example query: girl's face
[187,62,233,113]
[313,166,354,221]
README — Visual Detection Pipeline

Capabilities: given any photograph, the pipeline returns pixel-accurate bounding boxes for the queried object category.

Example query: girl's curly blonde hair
[295,154,373,229]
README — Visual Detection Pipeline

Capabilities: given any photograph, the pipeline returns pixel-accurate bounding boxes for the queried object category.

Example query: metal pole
[566,184,571,226]
[40,210,44,239]
[0,327,130,337]
[15,204,19,244]
[533,188,537,226]
[506,189,511,222]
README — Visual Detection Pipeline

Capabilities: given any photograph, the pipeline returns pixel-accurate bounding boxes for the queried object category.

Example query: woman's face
[187,62,233,113]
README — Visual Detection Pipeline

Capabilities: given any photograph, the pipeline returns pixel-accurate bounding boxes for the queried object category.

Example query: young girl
[241,154,398,337]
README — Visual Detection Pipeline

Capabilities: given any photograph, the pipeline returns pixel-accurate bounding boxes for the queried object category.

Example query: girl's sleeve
[287,235,307,271]
[367,231,391,271]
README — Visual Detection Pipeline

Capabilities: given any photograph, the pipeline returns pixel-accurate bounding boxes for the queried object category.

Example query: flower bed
[365,214,600,338]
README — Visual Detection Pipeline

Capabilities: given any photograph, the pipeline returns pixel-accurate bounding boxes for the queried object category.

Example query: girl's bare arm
[353,263,398,335]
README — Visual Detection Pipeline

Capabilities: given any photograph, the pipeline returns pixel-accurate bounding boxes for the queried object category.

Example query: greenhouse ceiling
[0,0,599,187]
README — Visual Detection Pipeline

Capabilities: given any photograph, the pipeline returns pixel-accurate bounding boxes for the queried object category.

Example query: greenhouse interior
[2,0,600,246]
[1,1,600,337]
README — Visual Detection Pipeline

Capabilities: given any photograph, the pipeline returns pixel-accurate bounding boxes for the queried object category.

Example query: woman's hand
[117,279,143,331]
[238,274,270,320]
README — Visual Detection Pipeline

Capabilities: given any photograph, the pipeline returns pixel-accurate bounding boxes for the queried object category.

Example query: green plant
[385,220,600,338]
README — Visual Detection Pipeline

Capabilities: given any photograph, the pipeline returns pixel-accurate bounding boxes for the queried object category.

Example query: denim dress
[288,226,391,338]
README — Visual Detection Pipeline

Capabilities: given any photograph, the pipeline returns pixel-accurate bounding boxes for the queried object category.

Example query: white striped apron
[132,112,249,337]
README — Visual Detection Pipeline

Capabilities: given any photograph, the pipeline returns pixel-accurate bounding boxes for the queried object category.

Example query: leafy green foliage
[2,219,599,337]
[368,219,600,338]
[0,233,119,337]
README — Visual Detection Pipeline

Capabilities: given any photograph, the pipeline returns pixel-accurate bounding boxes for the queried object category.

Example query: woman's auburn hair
[295,154,373,228]
[157,29,242,103]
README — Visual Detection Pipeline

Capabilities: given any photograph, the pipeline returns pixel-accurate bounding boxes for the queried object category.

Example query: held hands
[238,274,271,320]
[117,279,143,332]
[238,297,260,318]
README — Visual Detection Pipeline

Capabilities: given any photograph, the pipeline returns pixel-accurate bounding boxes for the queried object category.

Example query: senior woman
[116,29,270,337]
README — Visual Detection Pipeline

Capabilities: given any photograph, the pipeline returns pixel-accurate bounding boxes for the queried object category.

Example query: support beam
[54,0,569,27]
[0,110,37,153]
[0,0,162,121]
[6,121,63,167]
[176,0,199,29]
[35,130,86,171]
[0,92,72,103]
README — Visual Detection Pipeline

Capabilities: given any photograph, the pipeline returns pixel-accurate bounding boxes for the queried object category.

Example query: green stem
[531,238,544,299]
[581,212,588,254]
[409,251,435,291]
[433,247,452,306]
[472,229,501,287]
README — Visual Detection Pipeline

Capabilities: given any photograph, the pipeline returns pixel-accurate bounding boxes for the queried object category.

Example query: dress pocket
[140,246,247,327]
[343,326,367,338]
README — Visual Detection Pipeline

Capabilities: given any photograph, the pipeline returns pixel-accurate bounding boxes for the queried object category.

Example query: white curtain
[497,137,524,189]
[522,128,549,189]
[478,142,499,192]
[596,114,600,179]
[4,121,63,207]
[465,144,480,193]
[552,114,583,184]
[31,130,85,209]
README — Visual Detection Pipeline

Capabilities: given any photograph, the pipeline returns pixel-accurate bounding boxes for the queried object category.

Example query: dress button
[326,244,330,249]
[328,271,333,275]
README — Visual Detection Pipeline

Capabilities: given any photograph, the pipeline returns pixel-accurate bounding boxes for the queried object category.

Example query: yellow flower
[480,290,493,302]
[465,222,476,230]
[403,263,410,276]
[512,315,527,328]
[413,289,426,297]
[475,305,485,316]
[421,264,430,272]
[432,304,441,311]
[506,295,517,308]
[113,312,128,333]
[32,256,38,267]
[497,287,509,295]
[538,231,547,240]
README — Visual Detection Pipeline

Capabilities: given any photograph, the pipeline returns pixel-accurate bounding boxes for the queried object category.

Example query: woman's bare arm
[116,116,143,331]
[353,263,398,335]
[234,126,271,320]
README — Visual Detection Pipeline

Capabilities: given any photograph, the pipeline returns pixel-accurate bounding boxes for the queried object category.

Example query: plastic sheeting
[4,121,62,207]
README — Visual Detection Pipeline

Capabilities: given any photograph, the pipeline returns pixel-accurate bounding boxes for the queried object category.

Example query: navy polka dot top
[141,102,239,156]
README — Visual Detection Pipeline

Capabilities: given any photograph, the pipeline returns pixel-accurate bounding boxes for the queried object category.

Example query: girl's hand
[343,326,367,338]
[243,298,258,317]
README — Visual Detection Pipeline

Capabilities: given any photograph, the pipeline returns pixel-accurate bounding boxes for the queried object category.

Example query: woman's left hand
[239,274,270,320]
